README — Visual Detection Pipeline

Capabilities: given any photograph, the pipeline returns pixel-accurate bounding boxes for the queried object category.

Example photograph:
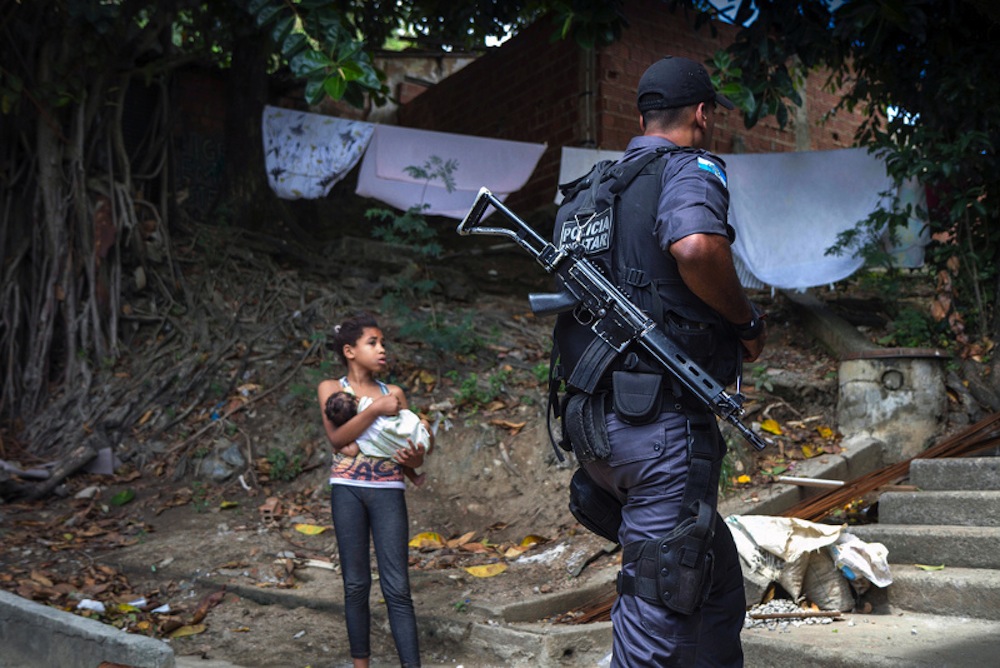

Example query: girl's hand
[370,393,401,416]
[394,440,426,469]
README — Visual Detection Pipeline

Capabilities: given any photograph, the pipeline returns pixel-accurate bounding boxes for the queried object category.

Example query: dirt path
[0,244,877,666]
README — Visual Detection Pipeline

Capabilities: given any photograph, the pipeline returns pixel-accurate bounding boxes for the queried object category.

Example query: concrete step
[878,490,1000,527]
[910,457,1000,491]
[848,524,1000,569]
[742,610,1000,668]
[879,564,1000,621]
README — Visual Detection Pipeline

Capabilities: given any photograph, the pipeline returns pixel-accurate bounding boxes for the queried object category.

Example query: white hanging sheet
[555,146,630,204]
[355,125,546,219]
[553,146,925,290]
[726,148,894,290]
[262,105,374,200]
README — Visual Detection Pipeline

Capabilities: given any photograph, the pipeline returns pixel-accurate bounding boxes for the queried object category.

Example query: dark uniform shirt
[620,135,731,252]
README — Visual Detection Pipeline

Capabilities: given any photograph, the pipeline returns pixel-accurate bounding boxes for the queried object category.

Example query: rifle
[457,187,768,452]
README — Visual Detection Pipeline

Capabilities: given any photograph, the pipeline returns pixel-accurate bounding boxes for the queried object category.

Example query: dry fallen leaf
[801,444,823,458]
[914,563,945,571]
[294,523,327,535]
[489,419,526,434]
[815,425,834,439]
[760,419,783,435]
[447,531,476,548]
[190,588,226,625]
[169,623,207,639]
[464,563,508,578]
[408,532,445,549]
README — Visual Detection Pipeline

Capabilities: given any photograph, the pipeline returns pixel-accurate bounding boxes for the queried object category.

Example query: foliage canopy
[4,0,1000,442]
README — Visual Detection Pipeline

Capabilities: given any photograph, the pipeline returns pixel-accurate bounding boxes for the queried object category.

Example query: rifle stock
[458,188,768,451]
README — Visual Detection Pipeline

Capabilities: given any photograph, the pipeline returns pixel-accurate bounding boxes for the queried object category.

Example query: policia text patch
[559,208,613,254]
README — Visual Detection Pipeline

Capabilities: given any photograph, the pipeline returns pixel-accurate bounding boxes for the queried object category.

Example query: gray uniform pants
[583,411,745,667]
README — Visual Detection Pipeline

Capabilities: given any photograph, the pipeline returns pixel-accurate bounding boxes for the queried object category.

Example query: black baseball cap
[637,56,735,111]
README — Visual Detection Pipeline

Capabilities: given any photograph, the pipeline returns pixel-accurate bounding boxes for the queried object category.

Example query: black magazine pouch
[611,371,663,425]
[563,392,611,463]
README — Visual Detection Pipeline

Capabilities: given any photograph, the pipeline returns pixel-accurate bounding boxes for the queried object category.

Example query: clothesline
[557,146,929,291]
[261,107,928,291]
[262,105,546,219]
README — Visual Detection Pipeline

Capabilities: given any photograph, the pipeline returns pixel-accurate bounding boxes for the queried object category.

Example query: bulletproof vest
[552,147,740,389]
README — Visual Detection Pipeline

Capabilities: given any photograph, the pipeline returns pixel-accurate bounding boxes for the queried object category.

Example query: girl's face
[344,327,387,373]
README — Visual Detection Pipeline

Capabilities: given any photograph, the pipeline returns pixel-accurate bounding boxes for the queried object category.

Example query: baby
[324,391,433,486]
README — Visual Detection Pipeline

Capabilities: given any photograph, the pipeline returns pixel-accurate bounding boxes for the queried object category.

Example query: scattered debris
[744,599,841,629]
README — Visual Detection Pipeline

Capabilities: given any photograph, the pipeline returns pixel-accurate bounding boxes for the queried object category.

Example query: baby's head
[324,391,358,427]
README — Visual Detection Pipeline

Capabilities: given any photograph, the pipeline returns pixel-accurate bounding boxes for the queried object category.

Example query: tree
[0,0,625,471]
[699,0,1000,406]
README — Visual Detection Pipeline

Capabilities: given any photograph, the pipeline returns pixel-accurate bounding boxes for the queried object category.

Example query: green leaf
[270,15,296,47]
[337,60,365,83]
[323,76,348,101]
[289,50,331,77]
[110,489,136,506]
[303,79,326,106]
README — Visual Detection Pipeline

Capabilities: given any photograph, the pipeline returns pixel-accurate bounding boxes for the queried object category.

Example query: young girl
[317,312,427,668]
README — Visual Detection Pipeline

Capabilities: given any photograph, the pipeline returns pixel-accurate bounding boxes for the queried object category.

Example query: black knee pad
[568,467,622,543]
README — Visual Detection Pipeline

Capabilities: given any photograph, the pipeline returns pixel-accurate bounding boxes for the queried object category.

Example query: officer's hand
[741,322,767,363]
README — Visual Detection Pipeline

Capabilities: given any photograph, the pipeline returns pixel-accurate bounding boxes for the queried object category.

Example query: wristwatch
[734,316,764,340]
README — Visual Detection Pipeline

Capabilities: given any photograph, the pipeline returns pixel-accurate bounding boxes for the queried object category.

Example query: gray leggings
[330,484,420,667]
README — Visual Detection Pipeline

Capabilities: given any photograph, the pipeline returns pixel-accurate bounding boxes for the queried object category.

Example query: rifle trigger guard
[574,305,595,327]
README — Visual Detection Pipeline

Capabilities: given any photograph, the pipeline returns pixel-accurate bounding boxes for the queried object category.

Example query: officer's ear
[696,102,709,128]
[638,114,646,133]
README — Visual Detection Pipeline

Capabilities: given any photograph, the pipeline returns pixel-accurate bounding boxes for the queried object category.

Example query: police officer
[568,56,766,666]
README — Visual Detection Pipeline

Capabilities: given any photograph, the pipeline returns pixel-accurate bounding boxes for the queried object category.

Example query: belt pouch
[612,371,663,425]
[564,392,612,463]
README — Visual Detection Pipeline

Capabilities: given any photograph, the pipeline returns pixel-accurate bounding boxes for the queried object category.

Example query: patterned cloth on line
[262,105,374,199]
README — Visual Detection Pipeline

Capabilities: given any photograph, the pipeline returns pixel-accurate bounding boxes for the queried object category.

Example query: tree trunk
[218,27,316,245]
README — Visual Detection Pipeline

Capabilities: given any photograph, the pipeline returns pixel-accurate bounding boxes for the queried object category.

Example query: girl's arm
[387,384,408,410]
[317,379,384,450]
[385,384,430,467]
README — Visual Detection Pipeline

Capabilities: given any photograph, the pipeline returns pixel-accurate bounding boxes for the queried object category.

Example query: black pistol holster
[616,411,721,615]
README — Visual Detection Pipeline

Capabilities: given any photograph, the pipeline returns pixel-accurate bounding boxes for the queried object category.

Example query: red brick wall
[391,1,867,212]
[398,22,581,213]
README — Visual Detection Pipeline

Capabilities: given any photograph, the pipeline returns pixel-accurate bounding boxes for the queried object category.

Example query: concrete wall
[0,589,174,668]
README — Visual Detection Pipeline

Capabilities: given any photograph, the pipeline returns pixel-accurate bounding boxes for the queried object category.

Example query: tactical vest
[552,147,740,392]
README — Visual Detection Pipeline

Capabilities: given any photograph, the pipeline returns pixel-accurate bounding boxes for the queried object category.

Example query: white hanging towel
[554,146,629,204]
[553,146,922,290]
[726,148,894,290]
[355,124,546,219]
[262,105,374,199]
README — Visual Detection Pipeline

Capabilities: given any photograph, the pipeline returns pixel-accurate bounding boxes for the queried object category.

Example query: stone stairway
[742,456,1000,667]
[850,457,1000,620]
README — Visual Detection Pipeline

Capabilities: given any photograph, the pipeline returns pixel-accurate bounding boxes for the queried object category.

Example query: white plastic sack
[727,515,846,602]
[830,532,893,588]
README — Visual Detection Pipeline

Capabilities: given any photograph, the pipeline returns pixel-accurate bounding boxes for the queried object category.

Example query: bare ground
[0,237,959,667]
